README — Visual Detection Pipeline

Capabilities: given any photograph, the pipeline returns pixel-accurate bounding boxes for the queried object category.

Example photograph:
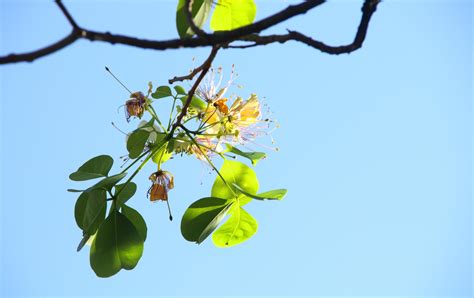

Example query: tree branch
[55,0,79,29]
[226,0,380,54]
[0,0,325,64]
[0,31,79,64]
[0,0,381,64]
[168,63,205,84]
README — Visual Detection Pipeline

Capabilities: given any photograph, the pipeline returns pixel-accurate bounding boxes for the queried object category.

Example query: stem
[167,96,178,130]
[115,135,171,199]
[197,102,211,130]
[120,148,151,174]
[183,129,236,196]
[146,105,167,132]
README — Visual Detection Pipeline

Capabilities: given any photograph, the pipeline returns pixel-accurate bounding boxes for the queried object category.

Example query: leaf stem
[182,128,236,196]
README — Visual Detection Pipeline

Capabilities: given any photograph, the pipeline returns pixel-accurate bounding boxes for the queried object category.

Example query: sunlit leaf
[210,0,257,31]
[212,206,258,247]
[181,197,234,243]
[174,85,187,95]
[90,210,144,278]
[69,155,113,181]
[211,159,259,200]
[151,141,173,165]
[225,144,266,165]
[176,0,212,38]
[179,95,207,111]
[233,184,287,201]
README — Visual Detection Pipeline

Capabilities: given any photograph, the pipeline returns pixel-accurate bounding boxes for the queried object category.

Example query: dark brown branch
[226,0,380,54]
[170,46,219,133]
[168,45,216,83]
[55,0,79,29]
[168,64,205,84]
[0,31,79,64]
[0,0,326,64]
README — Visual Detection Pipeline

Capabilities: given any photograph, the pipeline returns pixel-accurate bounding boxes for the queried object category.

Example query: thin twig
[225,0,380,54]
[169,61,204,84]
[170,46,219,134]
[55,0,79,29]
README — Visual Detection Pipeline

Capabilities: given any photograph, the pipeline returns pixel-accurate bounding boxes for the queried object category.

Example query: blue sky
[1,0,472,297]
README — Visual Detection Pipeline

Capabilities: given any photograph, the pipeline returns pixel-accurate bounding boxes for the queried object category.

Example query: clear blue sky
[1,0,472,297]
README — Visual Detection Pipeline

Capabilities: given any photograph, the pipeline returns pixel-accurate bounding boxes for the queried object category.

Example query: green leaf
[122,205,147,241]
[174,85,187,95]
[233,184,287,201]
[181,197,234,244]
[179,95,207,111]
[67,189,84,192]
[74,189,107,235]
[254,189,288,201]
[127,129,150,159]
[152,86,173,99]
[69,155,113,181]
[211,159,259,200]
[225,144,266,165]
[176,0,212,38]
[90,210,144,278]
[210,0,257,31]
[114,182,137,207]
[76,233,90,252]
[88,172,127,192]
[212,206,258,247]
[151,141,173,165]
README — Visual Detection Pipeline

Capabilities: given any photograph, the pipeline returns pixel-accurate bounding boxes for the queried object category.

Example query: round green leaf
[181,197,234,243]
[176,0,212,38]
[121,205,147,241]
[173,85,187,95]
[88,172,127,192]
[74,189,107,235]
[90,210,144,278]
[225,144,266,166]
[210,0,257,31]
[179,95,207,111]
[211,159,259,200]
[69,155,113,181]
[114,182,137,207]
[255,189,288,201]
[212,207,258,248]
[127,129,150,159]
[233,184,288,201]
[152,86,173,99]
[151,142,173,165]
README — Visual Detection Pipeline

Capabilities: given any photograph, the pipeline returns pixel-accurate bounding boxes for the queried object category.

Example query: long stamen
[105,66,132,94]
[166,199,173,221]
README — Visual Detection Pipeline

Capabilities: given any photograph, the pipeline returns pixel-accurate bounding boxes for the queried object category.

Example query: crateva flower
[196,66,235,103]
[148,170,174,202]
[202,94,265,144]
[125,92,147,122]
